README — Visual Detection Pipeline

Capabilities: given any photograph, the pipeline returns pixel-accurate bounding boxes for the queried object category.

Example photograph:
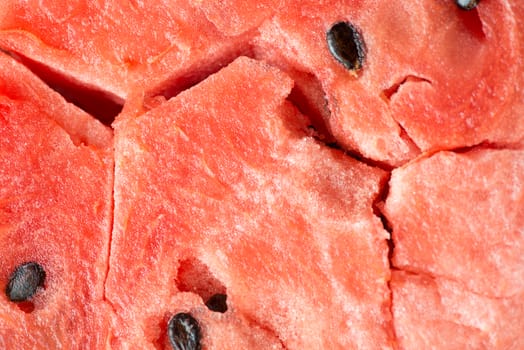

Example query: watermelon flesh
[391,271,524,350]
[0,54,114,348]
[107,56,393,349]
[252,0,524,163]
[383,149,524,298]
[0,1,252,105]
[0,0,523,349]
[2,0,523,164]
[383,148,524,348]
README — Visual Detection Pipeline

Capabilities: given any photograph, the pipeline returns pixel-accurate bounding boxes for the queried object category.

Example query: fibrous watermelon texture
[107,57,392,349]
[254,0,524,162]
[0,54,114,348]
[0,1,523,349]
[1,0,523,165]
[391,271,524,350]
[384,149,524,349]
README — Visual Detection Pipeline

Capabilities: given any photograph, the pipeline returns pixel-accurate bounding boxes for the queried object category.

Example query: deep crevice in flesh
[457,7,486,40]
[372,173,394,262]
[285,94,395,170]
[3,51,124,127]
[143,43,256,109]
[288,93,396,171]
[175,258,228,313]
[344,148,396,171]
[281,70,396,171]
[285,71,335,145]
[371,172,400,347]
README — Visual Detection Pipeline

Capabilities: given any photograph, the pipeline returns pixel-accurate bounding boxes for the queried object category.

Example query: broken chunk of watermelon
[391,271,524,350]
[2,0,522,165]
[0,53,114,348]
[106,57,393,349]
[384,148,524,299]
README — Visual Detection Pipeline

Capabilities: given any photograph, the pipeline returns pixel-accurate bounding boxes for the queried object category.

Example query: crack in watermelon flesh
[1,1,524,349]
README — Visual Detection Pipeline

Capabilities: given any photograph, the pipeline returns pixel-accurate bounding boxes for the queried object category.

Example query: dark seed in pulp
[326,21,366,71]
[6,262,46,302]
[168,313,202,350]
[205,293,228,313]
[456,0,479,10]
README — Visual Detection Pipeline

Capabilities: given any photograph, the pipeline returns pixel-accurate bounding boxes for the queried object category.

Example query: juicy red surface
[384,149,524,298]
[107,57,392,349]
[1,0,522,164]
[0,54,114,348]
[391,271,524,350]
[0,1,523,349]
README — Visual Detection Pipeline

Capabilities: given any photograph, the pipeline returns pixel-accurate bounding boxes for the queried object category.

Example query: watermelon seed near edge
[168,312,202,350]
[456,0,479,11]
[326,21,366,71]
[5,262,46,302]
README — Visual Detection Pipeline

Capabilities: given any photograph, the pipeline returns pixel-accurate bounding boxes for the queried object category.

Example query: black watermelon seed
[6,262,46,302]
[456,0,479,10]
[205,293,228,313]
[168,313,202,350]
[326,21,366,71]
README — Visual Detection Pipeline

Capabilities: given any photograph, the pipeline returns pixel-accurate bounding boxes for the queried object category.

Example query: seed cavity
[326,21,366,71]
[6,262,46,302]
[168,313,202,350]
[205,293,228,313]
[176,258,229,312]
[456,0,479,10]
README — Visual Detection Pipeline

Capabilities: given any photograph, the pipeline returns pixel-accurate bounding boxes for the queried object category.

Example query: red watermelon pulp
[0,1,523,349]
